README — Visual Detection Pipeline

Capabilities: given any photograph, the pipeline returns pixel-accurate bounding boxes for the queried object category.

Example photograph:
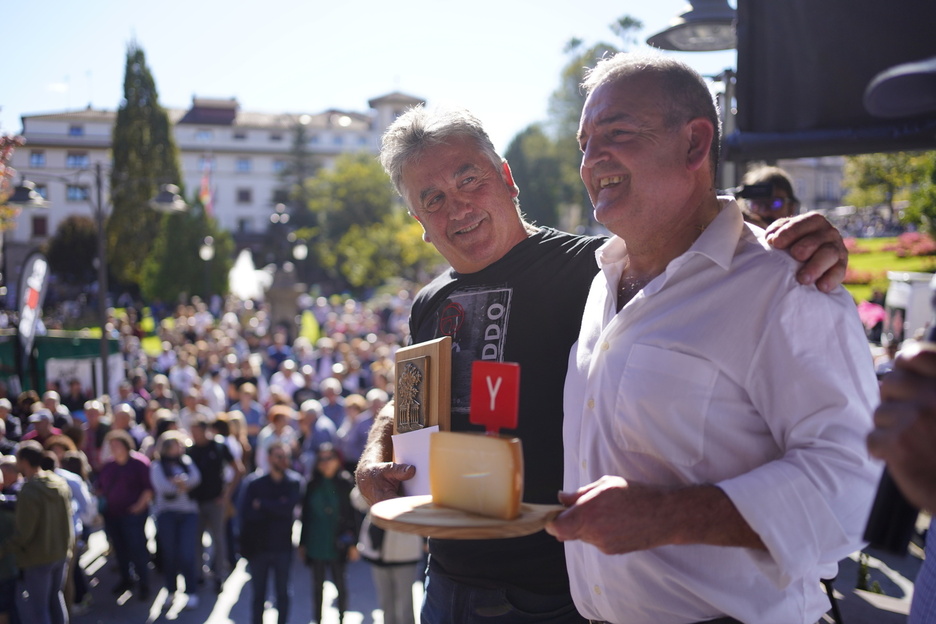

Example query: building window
[66,152,90,169]
[270,133,283,141]
[66,185,90,201]
[233,131,247,140]
[272,189,289,204]
[237,218,251,233]
[272,159,286,173]
[29,151,46,167]
[34,184,48,199]
[31,216,48,238]
[333,135,344,146]
[236,188,253,203]
[196,129,213,141]
[199,156,214,172]
[309,135,320,144]
[236,158,252,173]
[68,125,84,136]
[358,136,368,146]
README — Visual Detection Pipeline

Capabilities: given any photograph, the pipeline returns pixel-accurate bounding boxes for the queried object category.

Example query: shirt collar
[593,197,745,291]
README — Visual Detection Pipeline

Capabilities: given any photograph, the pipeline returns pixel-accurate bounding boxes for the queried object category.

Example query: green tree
[842,152,922,218]
[504,124,565,227]
[107,41,184,287]
[328,210,444,292]
[44,215,97,283]
[505,15,643,232]
[305,152,397,244]
[279,120,321,229]
[139,205,234,303]
[302,153,443,292]
[906,153,936,238]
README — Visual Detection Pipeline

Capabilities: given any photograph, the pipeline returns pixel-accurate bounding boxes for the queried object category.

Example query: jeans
[421,568,586,624]
[104,512,150,588]
[248,551,292,624]
[16,559,67,624]
[372,563,419,624]
[156,510,199,592]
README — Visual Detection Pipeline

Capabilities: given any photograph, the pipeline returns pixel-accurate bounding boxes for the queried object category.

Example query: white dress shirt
[563,199,880,624]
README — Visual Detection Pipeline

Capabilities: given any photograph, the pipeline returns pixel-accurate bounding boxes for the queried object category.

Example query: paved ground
[70,517,928,624]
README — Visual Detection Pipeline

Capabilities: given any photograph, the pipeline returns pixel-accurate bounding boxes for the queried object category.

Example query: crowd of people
[0,291,421,624]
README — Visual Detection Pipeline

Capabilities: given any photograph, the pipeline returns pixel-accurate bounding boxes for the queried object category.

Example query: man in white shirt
[547,52,880,624]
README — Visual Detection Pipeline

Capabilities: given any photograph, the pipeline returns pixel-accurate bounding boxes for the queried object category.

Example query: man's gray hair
[379,105,505,205]
[300,399,325,418]
[582,51,721,182]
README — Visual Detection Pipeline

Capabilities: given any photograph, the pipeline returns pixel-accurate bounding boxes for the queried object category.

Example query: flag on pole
[199,158,214,216]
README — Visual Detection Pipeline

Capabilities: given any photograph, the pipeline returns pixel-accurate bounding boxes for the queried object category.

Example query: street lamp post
[199,235,215,298]
[647,0,739,190]
[9,167,187,397]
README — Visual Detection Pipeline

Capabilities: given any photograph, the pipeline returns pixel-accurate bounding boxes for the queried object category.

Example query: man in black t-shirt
[356,106,850,624]
[188,419,244,592]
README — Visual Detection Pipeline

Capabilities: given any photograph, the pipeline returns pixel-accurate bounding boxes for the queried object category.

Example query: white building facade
[3,91,422,294]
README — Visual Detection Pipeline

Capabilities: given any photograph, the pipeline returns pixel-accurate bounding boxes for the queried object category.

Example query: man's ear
[409,211,431,243]
[501,160,520,199]
[685,118,715,173]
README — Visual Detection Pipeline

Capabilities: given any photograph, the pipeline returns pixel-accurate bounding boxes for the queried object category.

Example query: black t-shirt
[187,439,235,501]
[411,227,604,594]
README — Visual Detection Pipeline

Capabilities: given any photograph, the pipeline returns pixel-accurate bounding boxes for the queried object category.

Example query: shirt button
[600,341,610,351]
[594,585,602,595]
[587,399,595,409]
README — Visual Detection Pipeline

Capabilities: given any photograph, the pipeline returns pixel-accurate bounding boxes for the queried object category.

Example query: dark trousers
[104,512,150,587]
[248,551,292,624]
[422,569,585,624]
[310,558,347,621]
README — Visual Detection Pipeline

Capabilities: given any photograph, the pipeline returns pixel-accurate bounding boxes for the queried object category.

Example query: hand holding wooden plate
[371,495,564,539]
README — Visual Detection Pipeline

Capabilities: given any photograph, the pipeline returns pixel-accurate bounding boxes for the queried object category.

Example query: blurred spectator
[270,360,303,401]
[255,406,299,474]
[188,419,243,593]
[42,391,73,429]
[297,400,338,478]
[239,441,301,624]
[95,430,153,601]
[739,164,801,227]
[81,400,110,479]
[230,383,265,448]
[111,404,148,451]
[150,431,201,609]
[150,375,180,412]
[299,443,358,624]
[179,389,214,434]
[337,391,383,475]
[0,441,73,624]
[22,410,62,446]
[61,379,90,415]
[352,486,423,624]
[319,378,346,428]
[0,422,14,457]
[202,369,227,416]
[0,399,21,443]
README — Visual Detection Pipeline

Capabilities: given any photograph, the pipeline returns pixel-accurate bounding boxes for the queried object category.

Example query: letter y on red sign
[470,361,520,434]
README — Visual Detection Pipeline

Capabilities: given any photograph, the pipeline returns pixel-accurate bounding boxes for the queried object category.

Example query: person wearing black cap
[739,165,801,227]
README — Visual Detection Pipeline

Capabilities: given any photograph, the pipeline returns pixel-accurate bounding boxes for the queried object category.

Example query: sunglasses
[749,197,792,211]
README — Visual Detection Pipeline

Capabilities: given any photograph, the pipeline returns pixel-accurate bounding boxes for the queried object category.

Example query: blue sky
[2,0,735,152]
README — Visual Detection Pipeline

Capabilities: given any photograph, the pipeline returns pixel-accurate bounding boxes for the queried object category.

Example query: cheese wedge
[429,431,523,520]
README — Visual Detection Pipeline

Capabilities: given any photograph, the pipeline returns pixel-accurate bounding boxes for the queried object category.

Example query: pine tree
[107,41,184,288]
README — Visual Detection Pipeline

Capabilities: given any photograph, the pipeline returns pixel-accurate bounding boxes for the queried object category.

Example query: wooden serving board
[371,495,564,540]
